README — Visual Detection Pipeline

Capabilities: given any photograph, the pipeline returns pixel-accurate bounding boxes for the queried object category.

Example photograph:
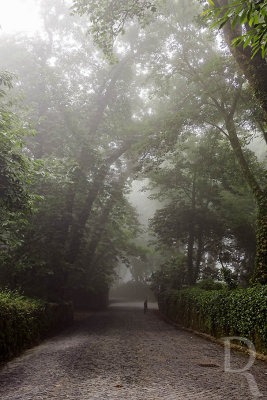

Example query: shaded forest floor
[0,302,266,399]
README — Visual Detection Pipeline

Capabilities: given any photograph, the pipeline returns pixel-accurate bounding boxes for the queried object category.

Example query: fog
[0,0,266,306]
[0,0,42,34]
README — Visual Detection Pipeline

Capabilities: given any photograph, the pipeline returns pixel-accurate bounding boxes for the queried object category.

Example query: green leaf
[232,36,241,44]
[240,9,248,24]
[208,0,215,6]
[219,19,228,29]
[254,14,259,25]
[202,9,212,16]
[243,36,251,48]
[251,48,259,58]
[232,37,243,47]
[231,14,239,29]
[235,5,244,16]
[210,19,222,29]
[228,1,243,5]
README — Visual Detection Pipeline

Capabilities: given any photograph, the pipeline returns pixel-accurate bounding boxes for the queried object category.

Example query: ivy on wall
[0,291,73,361]
[158,286,267,354]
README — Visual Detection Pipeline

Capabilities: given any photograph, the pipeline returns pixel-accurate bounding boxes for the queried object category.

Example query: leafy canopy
[71,0,157,59]
[72,0,267,59]
[204,0,267,58]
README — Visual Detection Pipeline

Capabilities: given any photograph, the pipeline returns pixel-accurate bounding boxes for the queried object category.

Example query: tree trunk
[187,171,196,285]
[66,142,132,264]
[187,229,195,285]
[85,166,133,269]
[252,194,267,284]
[195,229,203,283]
[225,118,267,284]
[85,191,120,269]
[60,52,136,260]
[214,0,267,123]
[226,119,263,196]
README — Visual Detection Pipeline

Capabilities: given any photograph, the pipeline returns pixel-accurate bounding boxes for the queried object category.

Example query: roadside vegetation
[0,291,72,361]
[0,0,266,355]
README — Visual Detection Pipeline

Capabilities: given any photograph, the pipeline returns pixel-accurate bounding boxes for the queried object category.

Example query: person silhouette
[144,297,148,314]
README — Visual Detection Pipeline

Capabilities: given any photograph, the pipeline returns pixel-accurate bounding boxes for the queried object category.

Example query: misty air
[0,1,266,399]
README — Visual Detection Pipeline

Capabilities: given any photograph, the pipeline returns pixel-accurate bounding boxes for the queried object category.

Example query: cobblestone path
[0,301,266,399]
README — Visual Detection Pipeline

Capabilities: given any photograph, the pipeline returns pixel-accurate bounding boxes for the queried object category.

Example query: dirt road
[0,301,266,399]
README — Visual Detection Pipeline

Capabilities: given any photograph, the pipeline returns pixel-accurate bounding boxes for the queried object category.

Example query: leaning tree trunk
[66,141,132,264]
[58,55,134,253]
[225,118,267,284]
[252,193,267,284]
[85,167,132,270]
[214,0,267,126]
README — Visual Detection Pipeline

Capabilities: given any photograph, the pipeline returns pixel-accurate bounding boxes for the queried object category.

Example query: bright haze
[0,0,42,35]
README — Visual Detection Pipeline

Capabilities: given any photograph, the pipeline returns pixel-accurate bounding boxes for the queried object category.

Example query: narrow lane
[0,302,266,399]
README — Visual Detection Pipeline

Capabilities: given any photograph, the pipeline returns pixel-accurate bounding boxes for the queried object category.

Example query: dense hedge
[0,291,73,361]
[158,286,267,354]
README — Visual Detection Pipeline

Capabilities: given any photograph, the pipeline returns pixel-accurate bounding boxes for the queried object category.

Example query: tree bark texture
[214,0,267,124]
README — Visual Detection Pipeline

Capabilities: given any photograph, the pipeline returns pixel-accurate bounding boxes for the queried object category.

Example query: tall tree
[72,0,266,283]
[210,0,267,125]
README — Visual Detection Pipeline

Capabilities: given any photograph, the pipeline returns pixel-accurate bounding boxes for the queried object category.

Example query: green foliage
[220,266,239,289]
[252,192,267,284]
[203,0,267,58]
[148,135,259,285]
[0,72,37,255]
[158,286,267,353]
[0,290,73,361]
[0,75,32,210]
[71,0,157,59]
[0,128,32,213]
[72,0,267,59]
[195,278,225,290]
[0,71,14,97]
[0,4,143,303]
[0,0,265,313]
[150,254,188,293]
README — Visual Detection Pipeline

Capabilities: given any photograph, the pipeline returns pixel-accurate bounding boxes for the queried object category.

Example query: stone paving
[0,301,266,399]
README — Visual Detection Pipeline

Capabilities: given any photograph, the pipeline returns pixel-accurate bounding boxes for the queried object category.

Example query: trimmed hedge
[158,286,267,354]
[0,291,73,361]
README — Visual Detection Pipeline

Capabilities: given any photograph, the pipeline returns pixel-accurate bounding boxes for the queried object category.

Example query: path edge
[157,311,267,363]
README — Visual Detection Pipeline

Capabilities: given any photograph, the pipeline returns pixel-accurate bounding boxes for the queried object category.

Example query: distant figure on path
[144,297,148,314]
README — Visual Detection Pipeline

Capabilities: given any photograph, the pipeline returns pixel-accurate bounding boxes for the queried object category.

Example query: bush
[158,286,267,354]
[195,279,225,291]
[150,254,188,294]
[0,291,73,361]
